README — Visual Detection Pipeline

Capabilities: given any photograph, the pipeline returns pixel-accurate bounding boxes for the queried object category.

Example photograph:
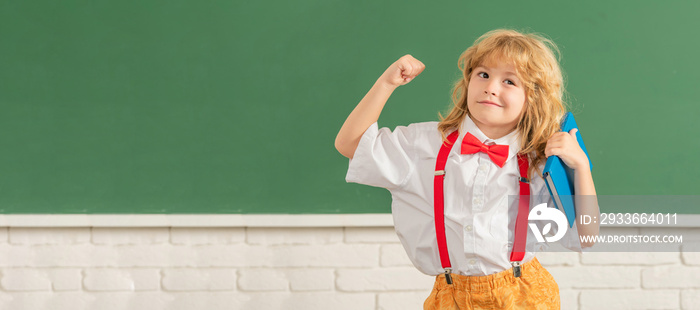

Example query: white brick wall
[0,226,699,310]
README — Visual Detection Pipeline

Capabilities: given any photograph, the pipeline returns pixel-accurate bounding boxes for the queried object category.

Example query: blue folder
[542,112,592,228]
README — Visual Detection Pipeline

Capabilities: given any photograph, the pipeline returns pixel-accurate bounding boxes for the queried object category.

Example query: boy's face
[466,60,527,139]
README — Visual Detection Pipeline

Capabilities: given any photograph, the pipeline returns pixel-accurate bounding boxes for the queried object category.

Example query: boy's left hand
[545,129,590,171]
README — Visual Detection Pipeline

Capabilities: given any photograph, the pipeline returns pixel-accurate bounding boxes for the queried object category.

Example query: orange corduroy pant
[423,257,560,310]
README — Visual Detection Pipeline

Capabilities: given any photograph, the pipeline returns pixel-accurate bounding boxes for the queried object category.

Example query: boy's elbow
[579,230,598,249]
[334,138,354,159]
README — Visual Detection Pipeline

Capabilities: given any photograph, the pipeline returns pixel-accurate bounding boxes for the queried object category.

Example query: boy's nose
[484,81,498,95]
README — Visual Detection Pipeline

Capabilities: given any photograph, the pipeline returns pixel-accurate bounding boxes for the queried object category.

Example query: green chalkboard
[1,0,699,214]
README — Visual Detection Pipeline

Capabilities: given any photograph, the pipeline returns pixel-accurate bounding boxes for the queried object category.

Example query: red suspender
[510,154,530,263]
[433,131,459,271]
[433,131,530,279]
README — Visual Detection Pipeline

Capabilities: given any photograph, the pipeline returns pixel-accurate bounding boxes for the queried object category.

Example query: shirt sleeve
[345,122,416,190]
[533,175,588,253]
[552,201,588,253]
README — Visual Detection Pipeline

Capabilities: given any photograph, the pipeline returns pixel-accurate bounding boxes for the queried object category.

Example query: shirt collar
[459,115,521,162]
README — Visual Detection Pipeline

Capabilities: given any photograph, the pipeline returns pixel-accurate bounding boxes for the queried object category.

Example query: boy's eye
[477,72,488,78]
[505,79,515,86]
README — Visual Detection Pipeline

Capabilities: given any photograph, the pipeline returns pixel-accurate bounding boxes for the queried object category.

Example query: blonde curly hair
[438,29,568,178]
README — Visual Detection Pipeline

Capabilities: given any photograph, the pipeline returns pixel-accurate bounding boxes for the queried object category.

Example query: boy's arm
[573,167,600,248]
[334,55,425,159]
[545,128,600,248]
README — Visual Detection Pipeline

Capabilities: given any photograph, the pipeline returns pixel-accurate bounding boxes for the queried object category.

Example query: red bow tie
[460,132,509,168]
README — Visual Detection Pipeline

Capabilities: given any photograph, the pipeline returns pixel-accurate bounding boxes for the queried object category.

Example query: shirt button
[479,164,488,172]
[465,225,473,232]
[473,198,482,205]
[469,259,476,265]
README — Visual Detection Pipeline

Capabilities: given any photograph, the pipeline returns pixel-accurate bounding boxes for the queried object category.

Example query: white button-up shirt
[346,116,582,276]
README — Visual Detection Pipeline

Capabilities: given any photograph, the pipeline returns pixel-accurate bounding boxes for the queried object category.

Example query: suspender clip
[511,261,522,278]
[444,268,453,285]
[518,177,529,184]
[435,170,446,176]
